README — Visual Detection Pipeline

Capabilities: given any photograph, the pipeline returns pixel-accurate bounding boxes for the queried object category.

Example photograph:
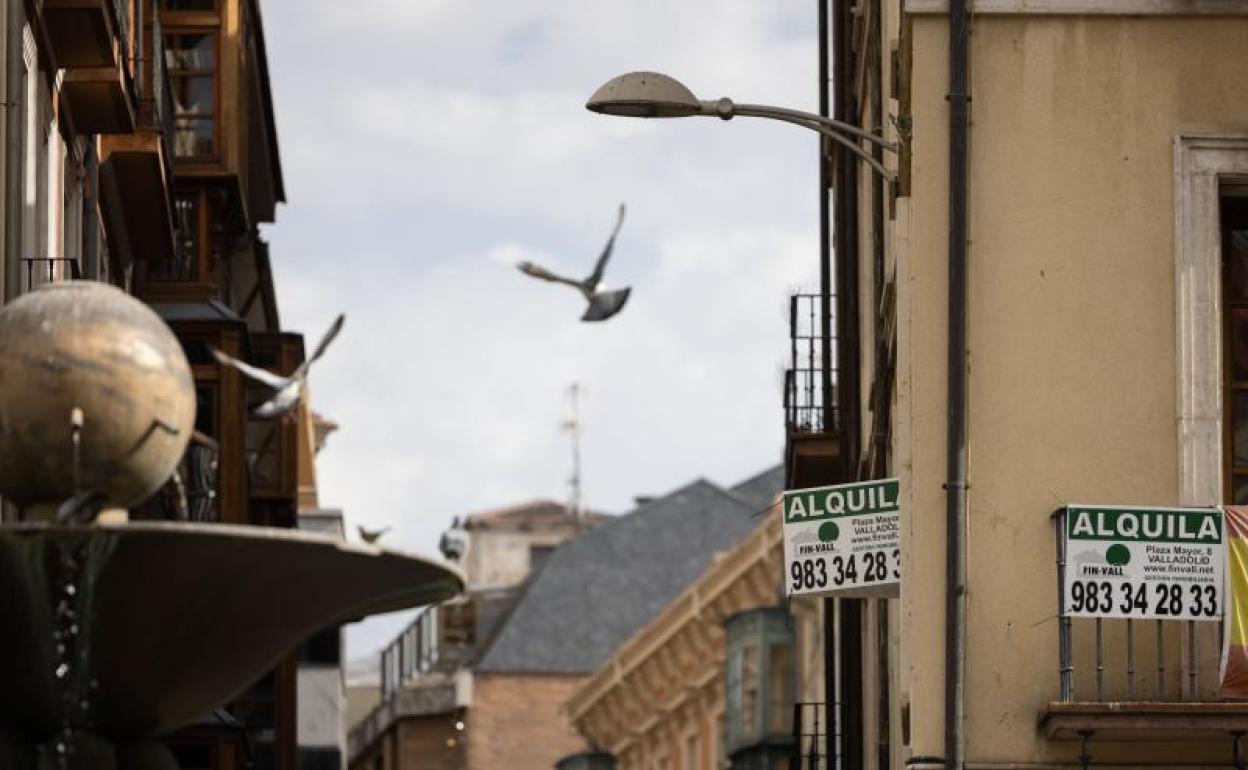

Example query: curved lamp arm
[730,102,896,151]
[693,98,896,181]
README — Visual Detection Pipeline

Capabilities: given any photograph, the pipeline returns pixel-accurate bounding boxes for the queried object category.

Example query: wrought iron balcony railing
[21,257,82,294]
[786,293,838,436]
[1051,509,1224,703]
[381,606,441,699]
[379,601,475,699]
[791,702,830,769]
[135,10,174,169]
[111,0,130,63]
[138,431,218,522]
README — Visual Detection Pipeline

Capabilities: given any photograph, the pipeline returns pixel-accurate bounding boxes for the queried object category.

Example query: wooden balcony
[41,0,119,68]
[99,130,175,262]
[247,332,304,527]
[98,7,174,262]
[62,63,135,134]
[786,430,843,490]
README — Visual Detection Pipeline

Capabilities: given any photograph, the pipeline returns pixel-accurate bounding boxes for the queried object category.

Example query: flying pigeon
[518,203,631,322]
[210,314,345,419]
[358,525,390,545]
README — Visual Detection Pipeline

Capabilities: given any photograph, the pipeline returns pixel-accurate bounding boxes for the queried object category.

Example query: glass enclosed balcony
[725,607,796,770]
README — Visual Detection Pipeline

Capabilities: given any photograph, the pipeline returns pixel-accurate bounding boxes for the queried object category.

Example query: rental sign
[782,479,901,598]
[1061,505,1224,621]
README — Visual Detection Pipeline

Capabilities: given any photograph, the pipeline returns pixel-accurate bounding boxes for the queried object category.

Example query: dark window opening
[529,544,555,573]
[163,0,217,9]
[1222,192,1248,503]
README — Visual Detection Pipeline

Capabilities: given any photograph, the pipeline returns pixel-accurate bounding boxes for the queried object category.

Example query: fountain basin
[0,521,462,742]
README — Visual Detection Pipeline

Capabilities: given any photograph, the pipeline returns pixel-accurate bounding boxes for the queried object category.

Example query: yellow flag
[1220,506,1248,698]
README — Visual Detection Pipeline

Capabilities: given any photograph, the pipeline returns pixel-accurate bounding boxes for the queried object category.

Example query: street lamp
[585,71,896,180]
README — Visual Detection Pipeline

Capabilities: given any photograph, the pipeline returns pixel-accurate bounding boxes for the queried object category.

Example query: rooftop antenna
[561,383,583,521]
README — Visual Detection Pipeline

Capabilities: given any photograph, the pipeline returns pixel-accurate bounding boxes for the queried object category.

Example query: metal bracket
[1078,730,1094,770]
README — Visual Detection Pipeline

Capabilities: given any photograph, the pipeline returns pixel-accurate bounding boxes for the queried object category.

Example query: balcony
[1039,507,1248,743]
[348,600,476,758]
[784,293,843,489]
[724,608,796,768]
[379,601,476,700]
[52,0,135,134]
[790,702,829,768]
[40,0,127,68]
[20,257,81,294]
[100,10,175,263]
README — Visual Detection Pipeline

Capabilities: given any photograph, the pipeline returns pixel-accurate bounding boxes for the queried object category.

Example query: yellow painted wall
[897,13,1248,766]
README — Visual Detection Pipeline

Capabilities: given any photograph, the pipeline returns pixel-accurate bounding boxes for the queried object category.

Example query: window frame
[1173,134,1248,506]
[1221,193,1248,502]
[164,26,220,163]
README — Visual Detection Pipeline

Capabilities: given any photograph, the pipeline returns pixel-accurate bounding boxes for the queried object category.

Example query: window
[684,733,699,770]
[530,544,556,573]
[165,31,217,157]
[724,608,797,762]
[1223,192,1248,502]
[766,641,794,734]
[740,642,759,738]
[1174,136,1248,507]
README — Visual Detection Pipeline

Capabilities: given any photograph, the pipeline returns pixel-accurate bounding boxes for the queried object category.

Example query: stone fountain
[0,283,462,769]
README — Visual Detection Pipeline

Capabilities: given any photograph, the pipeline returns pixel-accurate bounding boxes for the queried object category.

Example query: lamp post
[585,71,897,180]
[584,68,899,455]
[587,69,895,768]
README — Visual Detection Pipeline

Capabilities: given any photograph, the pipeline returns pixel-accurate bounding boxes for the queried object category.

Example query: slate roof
[473,476,767,674]
[729,464,784,511]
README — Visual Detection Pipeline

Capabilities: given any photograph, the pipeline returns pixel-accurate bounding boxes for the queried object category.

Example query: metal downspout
[4,0,22,302]
[833,0,864,766]
[945,0,971,768]
[818,3,837,767]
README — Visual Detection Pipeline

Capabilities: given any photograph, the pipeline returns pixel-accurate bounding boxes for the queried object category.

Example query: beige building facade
[837,2,1248,768]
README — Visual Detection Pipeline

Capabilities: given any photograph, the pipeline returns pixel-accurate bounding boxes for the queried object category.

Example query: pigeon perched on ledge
[210,314,345,419]
[518,203,631,322]
[357,525,390,545]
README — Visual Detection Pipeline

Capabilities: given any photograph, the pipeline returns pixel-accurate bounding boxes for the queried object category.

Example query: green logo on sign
[818,521,840,543]
[1106,544,1131,566]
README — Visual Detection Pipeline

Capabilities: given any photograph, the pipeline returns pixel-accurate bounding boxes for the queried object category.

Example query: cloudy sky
[260,1,823,659]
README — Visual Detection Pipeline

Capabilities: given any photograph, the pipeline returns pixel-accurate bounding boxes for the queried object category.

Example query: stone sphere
[0,281,195,508]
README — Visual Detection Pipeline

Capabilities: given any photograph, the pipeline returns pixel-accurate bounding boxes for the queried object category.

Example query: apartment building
[822,1,1248,768]
[0,1,323,767]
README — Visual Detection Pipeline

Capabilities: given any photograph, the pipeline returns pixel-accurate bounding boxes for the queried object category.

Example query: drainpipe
[4,0,23,301]
[833,0,865,766]
[945,0,970,768]
[818,2,837,766]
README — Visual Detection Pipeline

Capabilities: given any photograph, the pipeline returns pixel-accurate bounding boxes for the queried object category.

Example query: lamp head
[585,71,707,118]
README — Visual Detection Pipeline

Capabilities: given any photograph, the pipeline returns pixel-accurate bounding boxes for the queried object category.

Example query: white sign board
[782,478,900,598]
[1061,505,1224,621]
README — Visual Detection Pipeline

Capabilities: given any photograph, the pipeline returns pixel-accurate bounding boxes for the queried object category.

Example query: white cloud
[262,0,820,659]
